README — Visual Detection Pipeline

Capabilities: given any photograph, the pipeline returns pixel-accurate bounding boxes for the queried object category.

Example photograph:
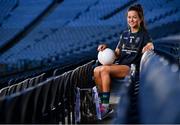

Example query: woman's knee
[94,65,110,76]
[94,66,101,76]
[122,65,130,76]
[100,65,110,74]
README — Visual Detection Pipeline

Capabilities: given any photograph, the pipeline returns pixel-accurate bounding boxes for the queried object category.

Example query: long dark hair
[127,4,147,31]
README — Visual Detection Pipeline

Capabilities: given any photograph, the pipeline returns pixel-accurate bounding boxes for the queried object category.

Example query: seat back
[8,84,18,95]
[0,86,9,97]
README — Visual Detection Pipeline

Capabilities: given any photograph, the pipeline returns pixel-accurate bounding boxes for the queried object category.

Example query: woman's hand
[142,42,154,53]
[97,44,107,51]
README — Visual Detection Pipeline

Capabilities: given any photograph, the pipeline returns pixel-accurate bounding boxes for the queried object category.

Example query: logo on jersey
[135,37,140,43]
[123,37,128,40]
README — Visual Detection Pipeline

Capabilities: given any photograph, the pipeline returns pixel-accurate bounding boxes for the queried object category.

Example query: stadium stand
[0,0,54,49]
[0,0,18,27]
[0,0,179,124]
[1,0,179,79]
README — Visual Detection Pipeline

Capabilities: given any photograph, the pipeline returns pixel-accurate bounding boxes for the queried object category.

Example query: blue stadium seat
[139,51,180,124]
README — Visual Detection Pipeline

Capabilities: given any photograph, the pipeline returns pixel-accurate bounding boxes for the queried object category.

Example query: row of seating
[0,78,56,123]
[146,7,179,25]
[139,0,171,12]
[71,0,132,20]
[0,0,53,48]
[0,59,95,123]
[139,51,180,123]
[1,50,178,124]
[0,73,45,98]
[0,0,18,25]
[150,20,180,39]
[0,25,114,72]
[154,38,179,63]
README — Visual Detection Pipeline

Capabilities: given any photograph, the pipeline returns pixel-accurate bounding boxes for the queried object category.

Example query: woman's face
[127,10,142,29]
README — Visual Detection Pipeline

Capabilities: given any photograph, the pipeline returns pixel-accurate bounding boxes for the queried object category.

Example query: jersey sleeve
[143,32,153,46]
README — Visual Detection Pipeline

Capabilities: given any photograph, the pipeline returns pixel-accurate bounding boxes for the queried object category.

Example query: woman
[94,4,154,119]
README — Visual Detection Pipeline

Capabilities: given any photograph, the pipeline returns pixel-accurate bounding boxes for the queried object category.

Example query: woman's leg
[100,64,130,92]
[94,64,130,92]
[94,64,130,117]
[94,66,103,92]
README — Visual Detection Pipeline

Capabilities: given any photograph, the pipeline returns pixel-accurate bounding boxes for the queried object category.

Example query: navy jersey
[116,28,152,67]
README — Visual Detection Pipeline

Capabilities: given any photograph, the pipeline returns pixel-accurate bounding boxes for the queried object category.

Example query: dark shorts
[114,61,131,67]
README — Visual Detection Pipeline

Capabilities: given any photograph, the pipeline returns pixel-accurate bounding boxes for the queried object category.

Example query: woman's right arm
[97,44,108,51]
[97,43,120,58]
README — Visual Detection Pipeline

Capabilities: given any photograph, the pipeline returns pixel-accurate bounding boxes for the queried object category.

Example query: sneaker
[100,105,114,120]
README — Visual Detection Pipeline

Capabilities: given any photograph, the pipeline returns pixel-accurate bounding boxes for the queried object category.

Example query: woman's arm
[142,42,154,53]
[97,44,108,51]
[115,48,120,59]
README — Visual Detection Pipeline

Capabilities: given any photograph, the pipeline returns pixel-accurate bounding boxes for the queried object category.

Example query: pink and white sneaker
[100,104,114,120]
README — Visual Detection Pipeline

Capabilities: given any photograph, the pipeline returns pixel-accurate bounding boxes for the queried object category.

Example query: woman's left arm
[142,42,154,53]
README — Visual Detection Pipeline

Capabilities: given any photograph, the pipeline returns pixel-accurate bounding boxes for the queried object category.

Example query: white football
[98,48,115,65]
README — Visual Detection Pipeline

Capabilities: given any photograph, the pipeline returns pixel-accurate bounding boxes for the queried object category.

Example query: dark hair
[127,4,147,31]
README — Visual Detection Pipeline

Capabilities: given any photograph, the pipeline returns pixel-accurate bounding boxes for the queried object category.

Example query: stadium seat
[0,96,6,123]
[21,82,46,123]
[31,79,52,123]
[7,83,18,95]
[28,73,45,87]
[0,86,9,97]
[62,71,74,124]
[113,82,131,124]
[139,51,180,124]
[16,78,30,91]
[54,73,66,124]
[4,92,22,123]
[19,87,35,123]
[45,76,61,123]
[28,77,36,87]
